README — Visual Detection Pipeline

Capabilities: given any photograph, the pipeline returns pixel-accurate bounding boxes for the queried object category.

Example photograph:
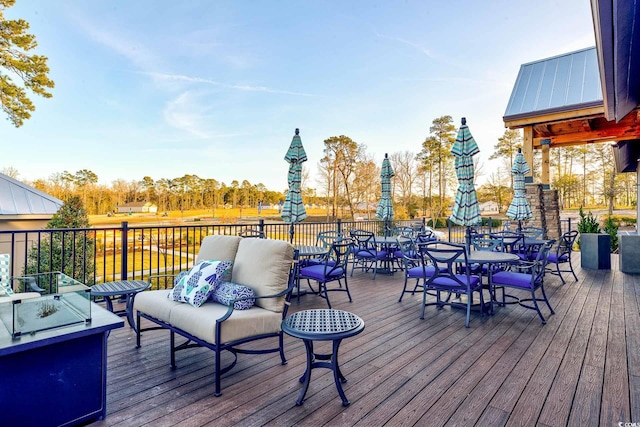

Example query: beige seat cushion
[134,290,282,345]
[232,238,294,312]
[169,301,282,345]
[134,289,180,322]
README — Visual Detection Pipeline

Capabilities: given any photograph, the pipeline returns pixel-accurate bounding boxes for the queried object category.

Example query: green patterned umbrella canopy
[506,149,533,221]
[282,128,307,224]
[449,119,482,226]
[375,153,395,221]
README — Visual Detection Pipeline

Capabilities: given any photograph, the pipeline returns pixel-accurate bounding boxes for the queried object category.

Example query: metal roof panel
[0,173,62,216]
[504,47,603,121]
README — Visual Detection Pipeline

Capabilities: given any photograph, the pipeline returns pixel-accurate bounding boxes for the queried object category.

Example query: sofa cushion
[196,235,241,280]
[169,300,282,345]
[210,282,256,310]
[168,260,232,307]
[134,289,180,321]
[231,238,294,312]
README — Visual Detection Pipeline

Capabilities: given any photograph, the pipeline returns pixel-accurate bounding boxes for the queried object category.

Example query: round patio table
[282,309,364,407]
[374,236,399,274]
[465,250,521,265]
[90,280,150,332]
[450,250,521,310]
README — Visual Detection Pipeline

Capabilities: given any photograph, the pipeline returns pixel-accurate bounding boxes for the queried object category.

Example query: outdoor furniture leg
[296,339,314,405]
[331,338,350,407]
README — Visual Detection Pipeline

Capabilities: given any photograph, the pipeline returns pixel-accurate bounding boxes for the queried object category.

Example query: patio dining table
[449,249,521,312]
[373,236,399,274]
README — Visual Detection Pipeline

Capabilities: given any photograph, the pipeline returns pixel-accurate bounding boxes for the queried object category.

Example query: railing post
[121,221,128,280]
[447,218,452,242]
[337,219,342,235]
[258,219,265,236]
[488,217,493,234]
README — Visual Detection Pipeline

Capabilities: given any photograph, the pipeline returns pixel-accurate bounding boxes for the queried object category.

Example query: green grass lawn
[95,250,191,282]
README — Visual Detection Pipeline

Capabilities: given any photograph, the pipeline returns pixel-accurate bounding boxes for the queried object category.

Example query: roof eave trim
[503,101,605,126]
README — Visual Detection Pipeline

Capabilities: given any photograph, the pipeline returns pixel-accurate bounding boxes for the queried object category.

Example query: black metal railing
[0,216,574,290]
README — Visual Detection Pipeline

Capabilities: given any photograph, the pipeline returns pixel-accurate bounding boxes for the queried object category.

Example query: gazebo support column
[523,126,534,182]
[524,183,561,241]
[542,188,561,241]
[541,139,551,188]
[525,183,545,232]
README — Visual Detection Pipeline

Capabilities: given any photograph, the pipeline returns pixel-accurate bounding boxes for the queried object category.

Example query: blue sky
[2,0,595,192]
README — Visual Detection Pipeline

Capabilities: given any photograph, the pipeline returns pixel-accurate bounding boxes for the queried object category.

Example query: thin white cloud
[70,13,161,71]
[145,72,318,97]
[162,91,249,139]
[162,92,212,138]
[373,30,435,59]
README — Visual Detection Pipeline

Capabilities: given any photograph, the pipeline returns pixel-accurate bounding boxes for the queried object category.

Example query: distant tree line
[3,116,635,219]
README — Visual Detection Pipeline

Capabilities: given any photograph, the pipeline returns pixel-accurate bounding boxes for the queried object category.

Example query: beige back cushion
[232,238,294,312]
[196,235,241,279]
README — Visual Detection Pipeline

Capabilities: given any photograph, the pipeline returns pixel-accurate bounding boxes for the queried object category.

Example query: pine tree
[0,0,54,127]
[25,196,95,289]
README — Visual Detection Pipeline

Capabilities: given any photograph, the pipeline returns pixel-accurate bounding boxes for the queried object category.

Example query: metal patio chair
[546,230,579,284]
[238,228,265,238]
[298,241,353,309]
[349,230,388,279]
[490,240,556,324]
[0,254,44,302]
[419,241,484,328]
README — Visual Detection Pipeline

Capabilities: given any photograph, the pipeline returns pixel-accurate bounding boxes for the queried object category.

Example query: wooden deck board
[625,272,640,423]
[88,253,640,427]
[537,273,602,427]
[600,268,631,425]
[478,266,588,425]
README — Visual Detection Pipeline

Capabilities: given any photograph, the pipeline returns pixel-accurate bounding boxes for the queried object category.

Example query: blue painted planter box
[580,233,611,270]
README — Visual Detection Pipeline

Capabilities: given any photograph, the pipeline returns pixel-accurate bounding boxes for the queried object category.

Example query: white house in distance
[117,202,158,214]
[479,201,499,214]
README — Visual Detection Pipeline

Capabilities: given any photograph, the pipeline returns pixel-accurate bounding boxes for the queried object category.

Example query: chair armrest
[147,273,180,280]
[148,271,186,289]
[217,281,297,323]
[11,275,47,293]
[510,260,535,273]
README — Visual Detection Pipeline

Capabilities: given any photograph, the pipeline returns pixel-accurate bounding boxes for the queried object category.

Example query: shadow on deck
[93,253,639,426]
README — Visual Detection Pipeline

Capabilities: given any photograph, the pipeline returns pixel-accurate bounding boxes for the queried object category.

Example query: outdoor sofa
[134,234,296,396]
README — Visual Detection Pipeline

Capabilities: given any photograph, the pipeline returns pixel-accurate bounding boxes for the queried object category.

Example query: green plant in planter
[577,207,601,233]
[576,207,601,250]
[603,215,619,252]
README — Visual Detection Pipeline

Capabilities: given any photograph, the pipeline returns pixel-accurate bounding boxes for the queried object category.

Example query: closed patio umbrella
[282,128,307,243]
[376,153,395,235]
[506,147,532,230]
[450,118,482,246]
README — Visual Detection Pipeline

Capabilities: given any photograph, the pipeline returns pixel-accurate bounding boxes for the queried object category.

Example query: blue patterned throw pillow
[210,282,256,310]
[173,270,189,286]
[168,260,232,307]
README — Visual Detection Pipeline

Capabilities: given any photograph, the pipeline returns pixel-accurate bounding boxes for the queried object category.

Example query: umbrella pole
[517,220,522,233]
[289,223,295,243]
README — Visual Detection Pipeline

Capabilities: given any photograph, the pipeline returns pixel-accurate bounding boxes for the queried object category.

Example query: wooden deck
[93,254,640,426]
